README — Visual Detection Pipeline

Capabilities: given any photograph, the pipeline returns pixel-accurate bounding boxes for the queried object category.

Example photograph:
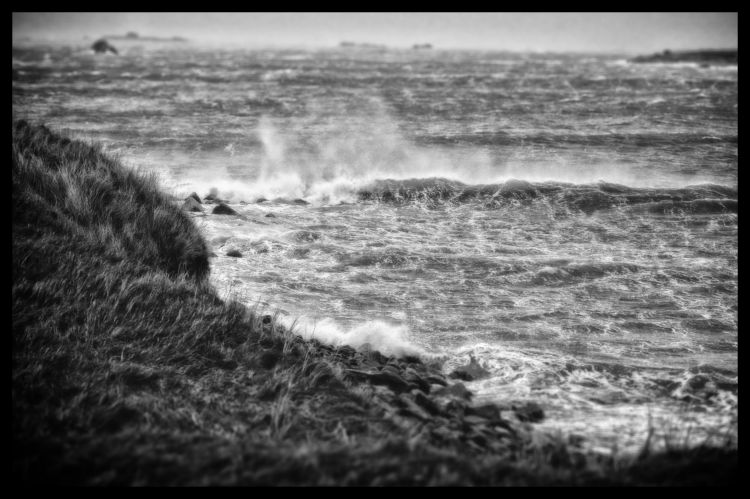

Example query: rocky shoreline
[12,120,737,485]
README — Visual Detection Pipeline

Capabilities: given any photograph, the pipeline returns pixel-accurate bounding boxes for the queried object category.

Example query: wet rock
[181,197,204,212]
[434,382,472,401]
[403,355,423,365]
[261,315,273,325]
[381,365,403,378]
[92,39,118,54]
[265,213,276,218]
[256,197,268,203]
[404,368,431,393]
[188,192,202,203]
[425,375,448,386]
[225,249,242,258]
[448,355,491,381]
[513,401,545,422]
[212,203,237,215]
[397,394,433,421]
[369,371,411,393]
[467,403,502,422]
[293,198,309,205]
[412,390,441,416]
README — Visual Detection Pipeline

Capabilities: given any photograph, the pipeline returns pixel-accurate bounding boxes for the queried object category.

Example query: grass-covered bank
[12,120,737,486]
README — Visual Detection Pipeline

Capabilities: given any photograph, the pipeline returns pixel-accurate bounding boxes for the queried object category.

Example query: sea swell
[356,177,737,213]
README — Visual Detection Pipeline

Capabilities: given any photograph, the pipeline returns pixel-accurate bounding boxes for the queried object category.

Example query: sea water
[13,40,737,454]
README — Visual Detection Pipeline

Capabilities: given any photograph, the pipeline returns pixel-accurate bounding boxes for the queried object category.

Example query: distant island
[103,32,188,42]
[339,41,387,49]
[630,49,737,66]
[412,43,433,50]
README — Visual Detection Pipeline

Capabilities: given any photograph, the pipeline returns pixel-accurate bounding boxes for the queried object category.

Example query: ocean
[12,40,737,454]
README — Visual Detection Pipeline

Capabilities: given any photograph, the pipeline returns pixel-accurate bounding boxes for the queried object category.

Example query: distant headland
[630,49,737,66]
[103,31,188,42]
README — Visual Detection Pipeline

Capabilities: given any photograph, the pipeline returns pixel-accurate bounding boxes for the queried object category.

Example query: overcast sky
[12,12,738,53]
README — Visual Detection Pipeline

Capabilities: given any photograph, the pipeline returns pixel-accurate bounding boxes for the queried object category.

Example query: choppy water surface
[13,41,737,454]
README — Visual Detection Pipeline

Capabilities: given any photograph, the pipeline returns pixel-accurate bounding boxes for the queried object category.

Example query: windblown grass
[12,120,737,486]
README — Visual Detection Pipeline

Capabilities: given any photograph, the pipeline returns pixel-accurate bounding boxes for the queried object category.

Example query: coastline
[12,121,737,485]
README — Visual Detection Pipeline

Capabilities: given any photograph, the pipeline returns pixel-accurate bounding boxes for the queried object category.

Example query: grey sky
[12,12,738,53]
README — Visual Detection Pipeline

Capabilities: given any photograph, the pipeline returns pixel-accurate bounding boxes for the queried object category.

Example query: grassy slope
[12,120,737,486]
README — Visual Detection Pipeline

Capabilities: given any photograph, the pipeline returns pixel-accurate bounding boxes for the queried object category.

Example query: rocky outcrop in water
[630,49,737,66]
[212,203,238,215]
[91,39,118,55]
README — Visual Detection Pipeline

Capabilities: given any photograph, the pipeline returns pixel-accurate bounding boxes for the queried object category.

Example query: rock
[513,401,545,423]
[187,192,202,203]
[256,197,268,203]
[468,403,502,421]
[381,365,402,378]
[425,375,448,386]
[369,371,411,393]
[293,198,309,205]
[92,39,118,54]
[261,315,273,325]
[397,394,433,421]
[464,414,489,426]
[212,203,237,215]
[181,197,204,212]
[403,355,423,365]
[225,249,242,258]
[448,355,491,382]
[434,382,472,401]
[404,368,431,394]
[412,390,441,416]
[264,213,276,218]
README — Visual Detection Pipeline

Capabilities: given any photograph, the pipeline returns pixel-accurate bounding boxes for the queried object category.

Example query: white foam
[280,316,426,358]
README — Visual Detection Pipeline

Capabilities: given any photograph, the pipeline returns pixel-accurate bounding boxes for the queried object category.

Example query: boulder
[181,197,204,212]
[92,39,118,54]
[368,371,412,393]
[212,203,237,215]
[434,382,472,401]
[448,354,491,381]
[513,401,545,422]
[264,213,276,218]
[225,249,242,258]
[187,192,202,203]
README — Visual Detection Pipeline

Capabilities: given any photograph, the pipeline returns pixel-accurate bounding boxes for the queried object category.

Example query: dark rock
[403,355,423,365]
[92,39,118,54]
[181,197,204,212]
[293,198,309,205]
[212,203,237,215]
[188,192,202,203]
[225,249,242,258]
[629,49,737,66]
[434,382,472,401]
[404,368,431,393]
[381,365,402,378]
[464,414,489,426]
[256,197,268,203]
[369,371,411,393]
[239,200,247,205]
[513,401,545,422]
[412,390,441,416]
[398,394,432,421]
[265,213,276,218]
[262,315,273,325]
[468,403,502,422]
[449,355,491,382]
[425,375,448,386]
